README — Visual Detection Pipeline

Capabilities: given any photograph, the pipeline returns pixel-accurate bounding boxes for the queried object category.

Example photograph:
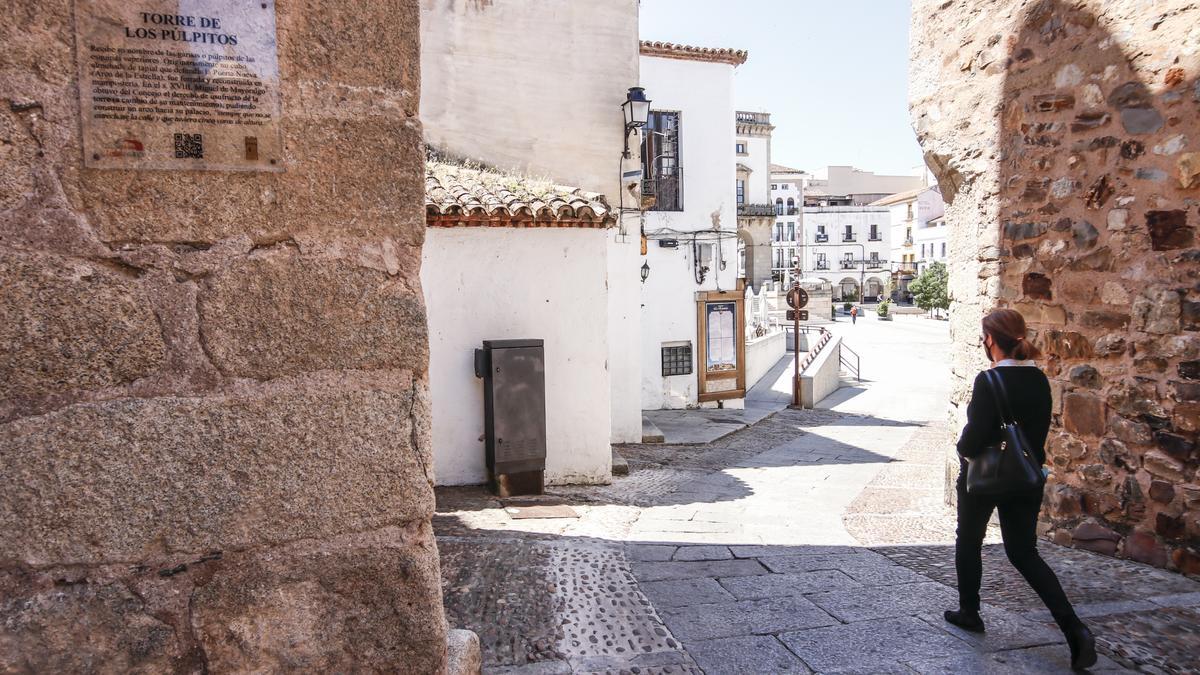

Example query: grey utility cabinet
[474,339,547,496]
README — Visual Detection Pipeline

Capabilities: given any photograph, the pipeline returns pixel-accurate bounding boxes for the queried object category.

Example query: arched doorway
[864,276,884,301]
[836,277,859,301]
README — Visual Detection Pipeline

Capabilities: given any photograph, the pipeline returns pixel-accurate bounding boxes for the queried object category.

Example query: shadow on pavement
[436,520,1200,674]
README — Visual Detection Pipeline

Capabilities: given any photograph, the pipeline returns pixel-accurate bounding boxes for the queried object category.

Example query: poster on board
[705,301,738,372]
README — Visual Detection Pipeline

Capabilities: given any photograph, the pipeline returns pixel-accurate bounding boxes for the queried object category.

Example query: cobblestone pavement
[437,319,1200,674]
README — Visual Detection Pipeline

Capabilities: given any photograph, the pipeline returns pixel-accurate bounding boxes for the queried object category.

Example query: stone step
[642,417,665,444]
[612,447,630,476]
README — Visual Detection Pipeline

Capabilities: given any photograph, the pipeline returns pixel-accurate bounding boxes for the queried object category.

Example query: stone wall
[0,0,450,670]
[912,0,1200,573]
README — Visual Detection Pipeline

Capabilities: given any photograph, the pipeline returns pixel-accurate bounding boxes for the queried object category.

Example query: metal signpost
[786,278,808,408]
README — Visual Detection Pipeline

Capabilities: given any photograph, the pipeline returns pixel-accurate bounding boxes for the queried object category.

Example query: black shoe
[943,609,986,633]
[1065,621,1097,670]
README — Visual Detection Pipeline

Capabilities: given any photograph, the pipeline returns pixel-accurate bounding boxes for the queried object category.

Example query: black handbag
[964,369,1046,495]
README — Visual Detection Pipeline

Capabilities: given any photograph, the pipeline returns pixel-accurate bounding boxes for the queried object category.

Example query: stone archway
[836,276,859,301]
[736,218,773,291]
[911,0,1200,572]
[864,276,885,300]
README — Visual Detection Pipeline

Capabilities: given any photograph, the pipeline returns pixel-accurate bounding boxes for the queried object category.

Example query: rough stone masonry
[0,0,453,671]
[911,0,1200,574]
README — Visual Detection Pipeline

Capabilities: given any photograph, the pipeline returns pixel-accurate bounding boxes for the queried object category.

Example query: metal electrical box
[474,339,547,496]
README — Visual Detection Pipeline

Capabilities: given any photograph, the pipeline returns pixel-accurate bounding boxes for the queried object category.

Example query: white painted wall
[745,329,786,390]
[420,0,638,199]
[639,54,739,410]
[420,0,643,451]
[608,234,643,442]
[423,228,612,486]
[800,337,843,408]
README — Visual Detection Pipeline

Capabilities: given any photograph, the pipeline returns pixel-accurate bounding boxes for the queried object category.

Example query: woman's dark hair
[982,308,1042,361]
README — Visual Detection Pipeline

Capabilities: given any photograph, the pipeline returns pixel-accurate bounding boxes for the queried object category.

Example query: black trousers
[955,485,1078,626]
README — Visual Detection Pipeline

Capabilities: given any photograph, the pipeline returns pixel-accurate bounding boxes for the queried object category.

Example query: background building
[768,164,804,283]
[735,111,775,290]
[915,214,949,272]
[800,206,892,301]
[639,41,746,410]
[872,185,945,300]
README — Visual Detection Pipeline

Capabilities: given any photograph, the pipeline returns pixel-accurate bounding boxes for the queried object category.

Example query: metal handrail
[840,343,861,381]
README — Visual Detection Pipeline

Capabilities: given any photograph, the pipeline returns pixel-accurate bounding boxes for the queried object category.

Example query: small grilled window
[661,344,693,376]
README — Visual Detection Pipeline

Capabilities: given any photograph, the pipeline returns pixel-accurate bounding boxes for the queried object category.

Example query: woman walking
[947,308,1097,670]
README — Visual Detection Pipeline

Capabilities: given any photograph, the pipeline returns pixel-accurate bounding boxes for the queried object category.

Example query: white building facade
[639,42,745,410]
[800,207,892,301]
[419,0,641,485]
[735,112,774,290]
[872,185,945,300]
[915,215,949,272]
[768,164,804,284]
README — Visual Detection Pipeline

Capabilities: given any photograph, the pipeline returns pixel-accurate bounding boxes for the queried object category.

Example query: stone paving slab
[904,645,1128,674]
[838,561,932,586]
[626,544,676,562]
[631,518,733,534]
[567,649,701,675]
[683,635,812,674]
[806,581,958,623]
[728,544,858,558]
[717,570,863,600]
[917,607,1063,653]
[758,550,897,573]
[670,545,732,561]
[638,578,734,609]
[778,616,977,673]
[631,559,767,582]
[625,530,748,544]
[660,595,839,640]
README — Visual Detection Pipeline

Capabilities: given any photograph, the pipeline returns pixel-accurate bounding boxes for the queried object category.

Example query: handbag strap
[982,369,1017,427]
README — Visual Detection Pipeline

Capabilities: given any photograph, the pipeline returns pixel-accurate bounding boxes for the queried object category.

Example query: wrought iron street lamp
[622,87,651,159]
[640,260,651,283]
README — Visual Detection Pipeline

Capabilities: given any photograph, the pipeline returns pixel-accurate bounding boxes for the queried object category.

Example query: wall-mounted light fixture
[622,86,651,159]
[640,260,651,283]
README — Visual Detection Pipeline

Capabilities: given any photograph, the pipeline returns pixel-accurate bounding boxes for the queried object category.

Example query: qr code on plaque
[173,133,203,159]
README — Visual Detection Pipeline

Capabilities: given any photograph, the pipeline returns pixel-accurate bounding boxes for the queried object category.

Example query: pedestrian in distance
[946,308,1096,670]
[850,305,858,324]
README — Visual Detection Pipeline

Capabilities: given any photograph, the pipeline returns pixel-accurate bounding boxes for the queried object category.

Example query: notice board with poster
[695,289,746,402]
[73,0,283,172]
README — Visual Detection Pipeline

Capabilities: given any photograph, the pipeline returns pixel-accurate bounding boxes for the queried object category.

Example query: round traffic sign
[786,286,809,309]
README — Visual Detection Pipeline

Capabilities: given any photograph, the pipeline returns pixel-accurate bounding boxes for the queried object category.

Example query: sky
[639,0,924,177]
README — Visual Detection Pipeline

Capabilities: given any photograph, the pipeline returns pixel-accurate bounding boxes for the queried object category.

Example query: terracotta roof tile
[425,161,614,228]
[640,40,748,66]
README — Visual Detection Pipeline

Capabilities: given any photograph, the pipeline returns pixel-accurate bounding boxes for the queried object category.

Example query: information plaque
[74,0,283,172]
